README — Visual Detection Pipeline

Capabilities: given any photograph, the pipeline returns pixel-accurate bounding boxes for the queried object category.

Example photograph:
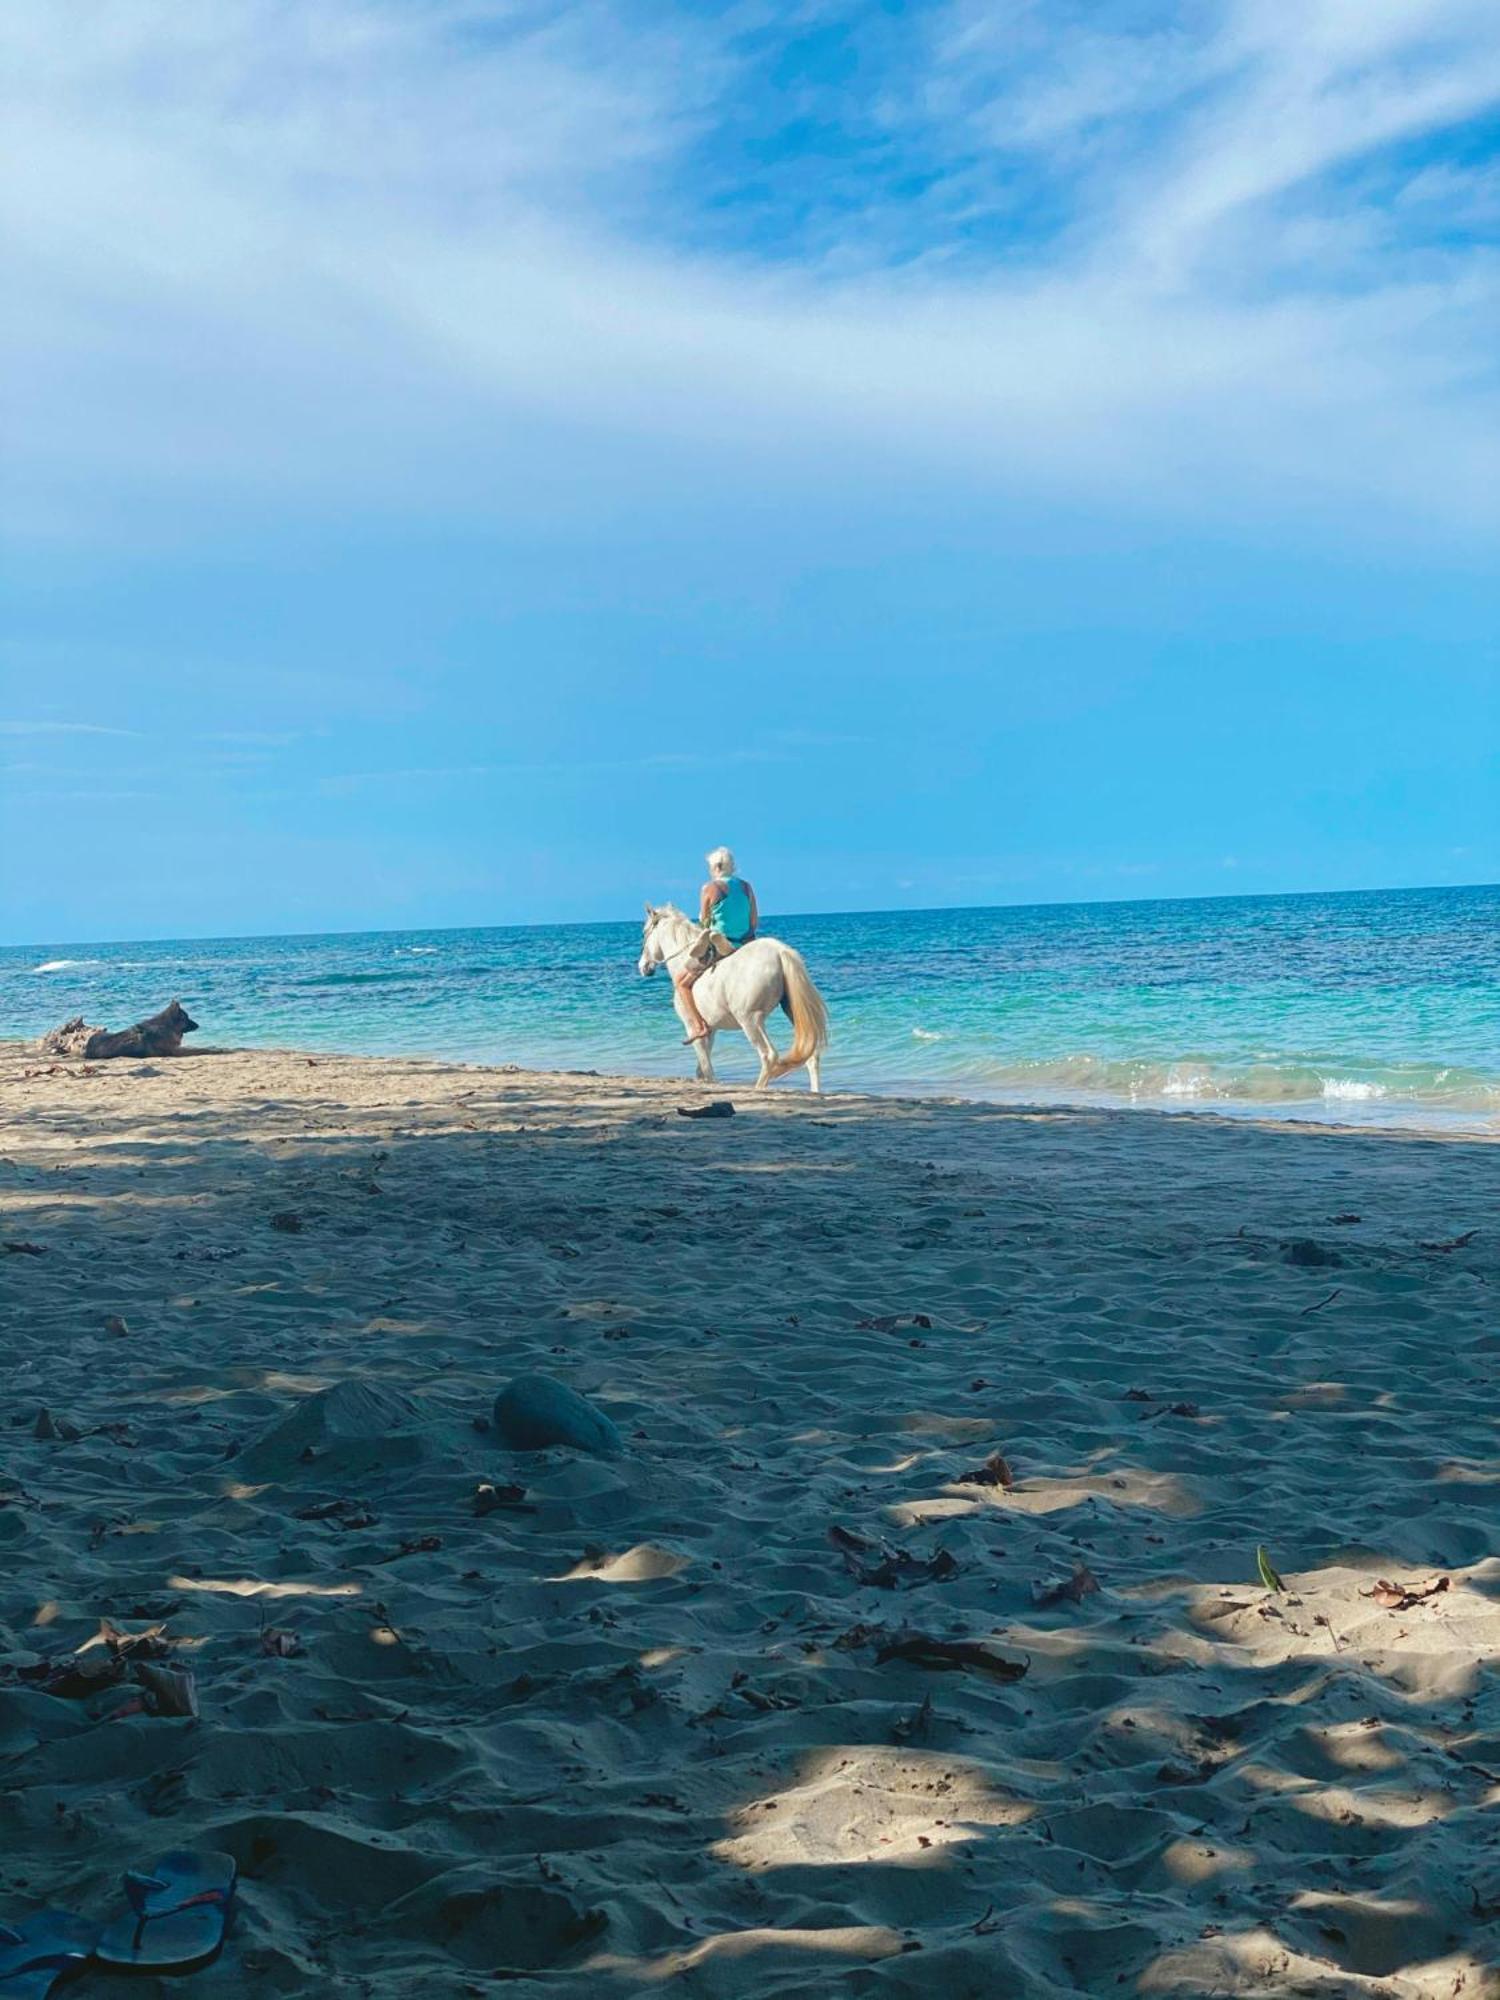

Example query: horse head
[639,901,687,977]
[639,902,666,977]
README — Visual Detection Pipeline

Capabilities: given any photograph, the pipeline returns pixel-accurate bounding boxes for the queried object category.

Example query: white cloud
[2,0,1497,547]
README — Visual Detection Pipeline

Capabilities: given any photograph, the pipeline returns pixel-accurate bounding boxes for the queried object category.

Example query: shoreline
[2,1043,1496,1994]
[5,1037,1494,1143]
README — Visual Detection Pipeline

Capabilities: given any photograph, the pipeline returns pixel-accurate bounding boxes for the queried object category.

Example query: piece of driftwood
[41,1001,199,1060]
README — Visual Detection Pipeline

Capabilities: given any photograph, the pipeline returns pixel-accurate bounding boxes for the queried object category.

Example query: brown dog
[83,1000,200,1059]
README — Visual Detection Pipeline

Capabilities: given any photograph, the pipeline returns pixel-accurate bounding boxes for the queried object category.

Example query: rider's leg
[674,963,710,1042]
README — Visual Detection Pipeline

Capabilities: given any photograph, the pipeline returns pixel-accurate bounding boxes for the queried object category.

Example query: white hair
[706,846,736,879]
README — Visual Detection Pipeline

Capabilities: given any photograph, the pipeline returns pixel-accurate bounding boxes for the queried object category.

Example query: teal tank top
[709,876,753,944]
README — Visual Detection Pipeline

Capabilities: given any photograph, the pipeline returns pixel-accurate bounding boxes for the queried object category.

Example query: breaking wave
[950,1052,1500,1118]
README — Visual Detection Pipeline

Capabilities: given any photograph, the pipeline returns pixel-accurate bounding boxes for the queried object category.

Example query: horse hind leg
[744,1013,777,1089]
[806,1051,822,1095]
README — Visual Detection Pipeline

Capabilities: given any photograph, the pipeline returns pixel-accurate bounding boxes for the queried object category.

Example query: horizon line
[3,876,1495,956]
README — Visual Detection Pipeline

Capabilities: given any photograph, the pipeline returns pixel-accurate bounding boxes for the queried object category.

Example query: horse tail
[769,945,829,1080]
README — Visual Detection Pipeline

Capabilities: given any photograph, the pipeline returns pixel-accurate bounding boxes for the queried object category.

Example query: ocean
[3,885,1496,1133]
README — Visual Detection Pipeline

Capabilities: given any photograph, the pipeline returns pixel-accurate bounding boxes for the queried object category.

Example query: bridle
[642,913,698,974]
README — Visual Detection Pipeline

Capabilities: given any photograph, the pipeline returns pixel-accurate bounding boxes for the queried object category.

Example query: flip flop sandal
[93,1851,237,1975]
[0,1910,96,1997]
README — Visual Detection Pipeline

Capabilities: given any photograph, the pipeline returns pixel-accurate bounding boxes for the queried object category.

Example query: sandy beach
[1,1042,1496,1998]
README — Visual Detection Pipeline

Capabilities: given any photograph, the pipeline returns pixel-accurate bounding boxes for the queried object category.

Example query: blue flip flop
[93,1851,237,1975]
[0,1910,95,1997]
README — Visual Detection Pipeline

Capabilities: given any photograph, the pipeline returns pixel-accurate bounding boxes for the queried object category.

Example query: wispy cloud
[0,720,142,737]
[197,730,307,747]
[315,745,788,793]
[2,0,1497,545]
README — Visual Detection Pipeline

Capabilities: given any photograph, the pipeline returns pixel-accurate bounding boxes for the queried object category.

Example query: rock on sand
[492,1374,623,1456]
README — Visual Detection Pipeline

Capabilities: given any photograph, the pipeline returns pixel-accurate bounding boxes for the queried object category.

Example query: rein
[646,921,699,972]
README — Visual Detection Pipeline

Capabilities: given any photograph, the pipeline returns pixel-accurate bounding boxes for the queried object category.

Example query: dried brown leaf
[872,1630,1029,1681]
[957,1450,1015,1490]
[1031,1564,1101,1608]
[1364,1576,1449,1611]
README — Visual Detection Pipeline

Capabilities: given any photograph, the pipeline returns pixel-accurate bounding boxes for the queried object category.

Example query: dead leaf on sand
[1363,1576,1450,1611]
[3,1241,46,1256]
[11,1653,127,1700]
[857,1313,933,1333]
[132,1661,199,1718]
[295,1497,377,1530]
[1418,1230,1477,1252]
[474,1481,534,1516]
[828,1524,958,1589]
[1031,1564,1100,1607]
[956,1450,1015,1490]
[259,1628,303,1657]
[865,1629,1030,1681]
[377,1535,443,1563]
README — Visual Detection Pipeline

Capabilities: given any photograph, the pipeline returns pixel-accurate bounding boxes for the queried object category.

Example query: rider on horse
[677,846,759,1043]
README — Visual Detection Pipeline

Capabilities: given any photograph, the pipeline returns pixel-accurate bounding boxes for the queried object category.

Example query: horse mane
[653,902,688,921]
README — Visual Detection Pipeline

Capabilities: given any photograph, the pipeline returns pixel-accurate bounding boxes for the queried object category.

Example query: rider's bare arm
[747,882,759,936]
[700,881,724,925]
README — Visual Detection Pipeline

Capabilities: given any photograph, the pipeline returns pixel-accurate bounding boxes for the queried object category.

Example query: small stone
[104,1315,129,1338]
[271,1212,303,1234]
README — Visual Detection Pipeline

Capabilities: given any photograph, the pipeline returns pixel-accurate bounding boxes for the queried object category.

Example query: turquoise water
[3,885,1497,1132]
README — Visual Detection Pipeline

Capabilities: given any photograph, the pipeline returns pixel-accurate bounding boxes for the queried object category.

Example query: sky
[2,0,1497,944]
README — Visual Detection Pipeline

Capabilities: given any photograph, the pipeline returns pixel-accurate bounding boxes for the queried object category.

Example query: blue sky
[2,0,1497,943]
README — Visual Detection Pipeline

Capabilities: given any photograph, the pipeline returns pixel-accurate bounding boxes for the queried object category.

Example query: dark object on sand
[94,1851,236,1974]
[677,1100,735,1119]
[131,1661,199,1719]
[1282,1237,1342,1268]
[957,1449,1015,1490]
[829,1524,958,1589]
[492,1374,623,1456]
[1031,1563,1101,1608]
[871,1629,1030,1681]
[41,1001,199,1060]
[0,1907,98,1994]
[271,1211,303,1233]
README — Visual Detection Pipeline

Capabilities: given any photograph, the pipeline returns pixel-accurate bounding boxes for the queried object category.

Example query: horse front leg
[696,1030,717,1083]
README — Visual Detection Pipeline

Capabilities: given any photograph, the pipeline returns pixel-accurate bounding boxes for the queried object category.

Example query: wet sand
[1,1044,1497,1997]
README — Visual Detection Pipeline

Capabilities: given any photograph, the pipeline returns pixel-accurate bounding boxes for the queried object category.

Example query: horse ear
[644,901,655,916]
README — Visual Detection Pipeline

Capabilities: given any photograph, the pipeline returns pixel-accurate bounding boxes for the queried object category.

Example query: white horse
[638,904,829,1092]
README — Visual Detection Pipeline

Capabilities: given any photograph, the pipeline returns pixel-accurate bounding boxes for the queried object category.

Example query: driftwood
[40,1001,199,1060]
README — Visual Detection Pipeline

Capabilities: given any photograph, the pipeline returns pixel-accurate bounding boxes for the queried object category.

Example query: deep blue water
[3,885,1497,1131]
